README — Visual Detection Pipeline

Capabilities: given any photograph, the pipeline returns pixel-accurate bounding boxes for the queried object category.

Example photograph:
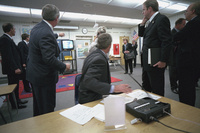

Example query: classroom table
[0,84,18,122]
[0,90,200,133]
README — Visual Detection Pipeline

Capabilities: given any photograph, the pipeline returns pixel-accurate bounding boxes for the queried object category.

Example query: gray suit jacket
[138,13,172,71]
[79,48,111,104]
[26,20,66,85]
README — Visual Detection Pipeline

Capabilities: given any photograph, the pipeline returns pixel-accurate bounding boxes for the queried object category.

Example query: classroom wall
[0,11,186,76]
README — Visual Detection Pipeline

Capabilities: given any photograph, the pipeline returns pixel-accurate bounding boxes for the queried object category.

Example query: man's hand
[23,64,26,67]
[153,61,166,68]
[65,63,70,71]
[114,84,132,94]
[15,69,21,74]
[124,51,130,54]
[141,17,149,26]
[58,33,65,37]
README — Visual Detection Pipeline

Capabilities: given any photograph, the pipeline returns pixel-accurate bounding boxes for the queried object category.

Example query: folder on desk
[148,48,161,66]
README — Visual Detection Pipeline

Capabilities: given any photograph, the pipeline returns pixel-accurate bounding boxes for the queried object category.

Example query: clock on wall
[82,28,88,34]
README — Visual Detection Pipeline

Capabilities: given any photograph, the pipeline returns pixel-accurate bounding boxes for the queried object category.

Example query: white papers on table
[60,104,105,125]
[126,89,161,100]
[101,95,134,104]
[59,104,94,125]
[92,104,105,122]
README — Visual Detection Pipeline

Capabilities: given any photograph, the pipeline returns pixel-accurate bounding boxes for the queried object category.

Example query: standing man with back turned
[138,0,172,96]
[26,4,70,116]
[0,23,28,109]
[169,18,186,94]
[18,33,32,93]
[174,2,200,106]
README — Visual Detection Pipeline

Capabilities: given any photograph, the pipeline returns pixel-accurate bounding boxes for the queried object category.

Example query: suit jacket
[132,42,138,56]
[79,48,111,104]
[18,40,28,65]
[26,20,66,85]
[168,28,178,66]
[138,13,172,71]
[0,34,22,74]
[122,43,134,59]
[174,16,200,69]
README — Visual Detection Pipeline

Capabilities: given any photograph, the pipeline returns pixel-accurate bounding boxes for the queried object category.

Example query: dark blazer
[0,34,22,74]
[168,28,178,66]
[18,40,28,65]
[174,16,200,69]
[132,42,138,56]
[122,43,133,59]
[26,20,66,85]
[138,13,172,71]
[79,48,111,104]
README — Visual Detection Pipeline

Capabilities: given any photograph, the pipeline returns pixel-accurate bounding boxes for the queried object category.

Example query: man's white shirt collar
[149,11,159,22]
[23,40,28,45]
[4,33,12,40]
[43,19,53,31]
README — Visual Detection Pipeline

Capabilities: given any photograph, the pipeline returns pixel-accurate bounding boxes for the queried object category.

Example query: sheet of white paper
[148,48,151,64]
[59,104,94,125]
[92,104,105,122]
[101,95,134,104]
[126,89,161,100]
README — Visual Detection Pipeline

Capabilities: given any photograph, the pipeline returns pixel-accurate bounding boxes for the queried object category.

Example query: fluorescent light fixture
[167,3,188,11]
[122,19,142,25]
[62,12,91,20]
[122,0,145,4]
[0,5,30,14]
[54,26,79,30]
[31,9,42,15]
[158,0,170,8]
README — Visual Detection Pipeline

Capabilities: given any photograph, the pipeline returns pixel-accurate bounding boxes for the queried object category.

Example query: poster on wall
[21,27,32,35]
[113,44,119,55]
[77,44,89,58]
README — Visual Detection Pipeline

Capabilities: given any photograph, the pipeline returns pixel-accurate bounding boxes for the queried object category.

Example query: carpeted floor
[19,74,122,99]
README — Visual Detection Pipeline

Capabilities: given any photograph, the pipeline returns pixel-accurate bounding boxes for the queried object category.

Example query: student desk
[0,84,18,122]
[0,90,200,133]
[109,57,121,69]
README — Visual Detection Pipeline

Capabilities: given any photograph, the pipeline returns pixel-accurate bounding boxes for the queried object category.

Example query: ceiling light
[31,9,42,15]
[122,0,145,4]
[167,3,188,11]
[158,0,170,8]
[62,12,91,20]
[0,5,30,14]
[54,26,79,30]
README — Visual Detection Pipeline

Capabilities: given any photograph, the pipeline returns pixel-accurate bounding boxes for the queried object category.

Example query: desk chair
[74,74,82,105]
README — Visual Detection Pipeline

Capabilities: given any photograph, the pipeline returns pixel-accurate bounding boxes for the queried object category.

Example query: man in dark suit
[122,38,134,74]
[169,18,186,94]
[0,23,27,109]
[138,0,172,96]
[79,33,132,104]
[18,33,32,93]
[132,40,138,68]
[174,2,200,106]
[26,4,70,116]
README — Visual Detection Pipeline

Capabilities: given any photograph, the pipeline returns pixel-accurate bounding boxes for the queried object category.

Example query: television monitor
[61,40,74,51]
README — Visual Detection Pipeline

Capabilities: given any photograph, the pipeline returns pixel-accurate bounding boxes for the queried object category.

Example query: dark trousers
[125,59,133,73]
[142,68,165,96]
[7,73,20,107]
[31,82,56,116]
[178,67,200,106]
[169,66,178,90]
[20,69,30,90]
[133,56,137,67]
